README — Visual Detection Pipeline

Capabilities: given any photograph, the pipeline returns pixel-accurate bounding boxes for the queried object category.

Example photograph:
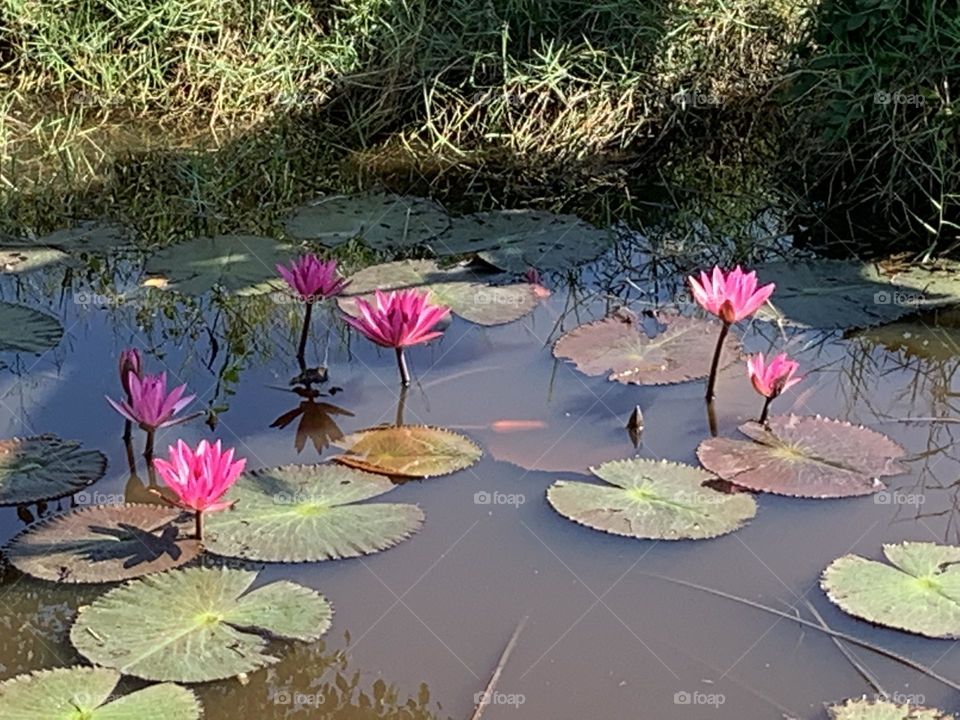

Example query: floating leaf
[0,435,107,505]
[334,425,482,478]
[339,259,547,326]
[858,309,960,361]
[70,567,333,682]
[547,458,756,540]
[697,415,906,498]
[284,194,450,250]
[0,302,63,354]
[144,235,295,296]
[433,210,613,272]
[0,247,68,274]
[552,309,741,385]
[0,666,201,720]
[828,697,953,720]
[38,222,132,254]
[204,464,423,562]
[5,504,201,583]
[822,542,960,639]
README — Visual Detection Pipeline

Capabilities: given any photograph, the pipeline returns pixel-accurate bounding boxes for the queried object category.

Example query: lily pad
[339,259,548,326]
[828,697,953,720]
[70,566,333,682]
[857,308,960,361]
[0,666,201,720]
[697,415,907,498]
[39,222,131,254]
[0,302,64,353]
[754,260,960,330]
[0,247,68,274]
[0,435,107,505]
[552,309,742,385]
[283,194,450,250]
[547,458,756,540]
[822,542,960,639]
[5,504,201,583]
[144,235,295,296]
[334,425,482,478]
[204,464,424,562]
[432,209,613,272]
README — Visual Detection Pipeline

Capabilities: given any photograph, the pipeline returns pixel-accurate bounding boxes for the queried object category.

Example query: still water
[0,245,958,719]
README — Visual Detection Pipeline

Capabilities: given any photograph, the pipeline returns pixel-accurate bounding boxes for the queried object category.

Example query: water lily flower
[107,372,195,458]
[153,439,246,539]
[277,255,349,368]
[688,266,775,400]
[343,289,451,386]
[118,348,142,397]
[747,352,802,423]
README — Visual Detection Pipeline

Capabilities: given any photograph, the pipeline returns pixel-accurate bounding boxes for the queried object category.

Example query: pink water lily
[689,265,776,401]
[343,289,451,385]
[748,352,802,423]
[277,254,349,301]
[153,439,246,539]
[107,372,195,432]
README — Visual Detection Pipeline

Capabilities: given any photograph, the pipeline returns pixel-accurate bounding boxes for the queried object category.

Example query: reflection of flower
[271,400,354,453]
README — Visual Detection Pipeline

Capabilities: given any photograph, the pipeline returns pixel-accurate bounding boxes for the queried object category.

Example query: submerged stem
[705,322,730,401]
[396,347,410,387]
[297,301,314,369]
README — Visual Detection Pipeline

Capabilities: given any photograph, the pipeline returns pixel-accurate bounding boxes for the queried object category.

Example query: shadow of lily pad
[547,458,756,540]
[204,464,424,563]
[697,415,906,498]
[0,302,64,354]
[333,425,482,478]
[5,504,201,583]
[0,435,107,505]
[822,542,960,640]
[0,666,201,719]
[70,566,333,682]
[828,697,953,719]
[553,309,741,385]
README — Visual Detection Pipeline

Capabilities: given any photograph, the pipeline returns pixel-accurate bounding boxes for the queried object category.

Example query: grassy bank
[0,0,955,256]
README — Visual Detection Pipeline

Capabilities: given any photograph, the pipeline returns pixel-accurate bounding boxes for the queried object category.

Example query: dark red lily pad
[552,309,741,385]
[697,415,907,498]
[4,504,201,583]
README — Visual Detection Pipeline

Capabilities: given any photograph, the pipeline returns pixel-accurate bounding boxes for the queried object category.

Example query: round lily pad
[0,302,64,353]
[204,464,424,563]
[432,209,613,272]
[338,259,548,326]
[334,425,482,478]
[0,435,107,505]
[283,194,450,250]
[144,235,295,296]
[553,309,741,385]
[822,542,960,639]
[547,457,757,540]
[829,697,953,720]
[697,415,907,498]
[857,309,960,361]
[0,666,201,720]
[5,504,201,583]
[38,222,131,254]
[70,566,334,682]
[0,247,68,274]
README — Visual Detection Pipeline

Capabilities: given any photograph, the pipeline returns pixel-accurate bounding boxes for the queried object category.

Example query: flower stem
[395,347,410,386]
[297,301,313,369]
[122,419,132,443]
[143,428,155,463]
[759,396,773,425]
[395,384,408,426]
[195,510,204,541]
[705,322,730,401]
[706,400,718,437]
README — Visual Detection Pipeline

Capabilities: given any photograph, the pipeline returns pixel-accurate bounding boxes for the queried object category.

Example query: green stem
[705,322,730,401]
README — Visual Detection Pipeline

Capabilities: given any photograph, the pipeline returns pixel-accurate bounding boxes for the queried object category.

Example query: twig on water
[470,616,527,720]
[802,598,886,697]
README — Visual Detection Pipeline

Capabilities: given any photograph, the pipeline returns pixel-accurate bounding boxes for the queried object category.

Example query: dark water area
[1,246,959,719]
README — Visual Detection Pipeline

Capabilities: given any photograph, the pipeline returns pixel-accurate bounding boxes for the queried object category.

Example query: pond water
[0,240,959,719]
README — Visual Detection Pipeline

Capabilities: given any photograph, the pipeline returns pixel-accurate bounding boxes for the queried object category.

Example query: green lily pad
[857,308,960,361]
[204,464,424,562]
[39,222,131,254]
[5,504,201,583]
[283,194,450,250]
[0,666,201,720]
[0,302,64,353]
[338,259,548,326]
[552,309,742,385]
[0,435,107,505]
[144,235,295,296]
[432,209,613,272]
[70,567,333,682]
[822,542,960,639]
[828,697,953,719]
[697,415,907,498]
[334,425,482,478]
[547,457,757,540]
[754,259,960,330]
[0,247,68,274]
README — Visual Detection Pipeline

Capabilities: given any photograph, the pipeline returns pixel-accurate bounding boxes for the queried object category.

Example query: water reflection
[271,395,355,455]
